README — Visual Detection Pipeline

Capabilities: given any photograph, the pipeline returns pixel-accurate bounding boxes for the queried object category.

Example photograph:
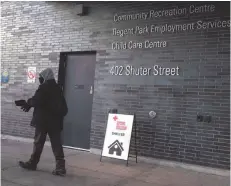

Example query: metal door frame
[58,51,97,151]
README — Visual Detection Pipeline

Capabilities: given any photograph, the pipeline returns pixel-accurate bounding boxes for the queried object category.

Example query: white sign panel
[102,113,134,160]
[27,67,36,83]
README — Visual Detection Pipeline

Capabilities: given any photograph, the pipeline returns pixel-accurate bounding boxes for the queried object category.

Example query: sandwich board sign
[101,113,134,160]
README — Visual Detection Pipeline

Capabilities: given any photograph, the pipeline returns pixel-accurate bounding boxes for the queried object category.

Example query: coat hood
[39,68,55,82]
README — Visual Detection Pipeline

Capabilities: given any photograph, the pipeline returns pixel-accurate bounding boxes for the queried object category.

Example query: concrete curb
[2,134,230,177]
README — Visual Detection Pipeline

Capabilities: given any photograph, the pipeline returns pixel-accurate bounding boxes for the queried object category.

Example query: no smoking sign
[27,67,36,83]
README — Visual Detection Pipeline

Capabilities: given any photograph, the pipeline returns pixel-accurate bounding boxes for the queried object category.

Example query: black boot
[52,160,66,176]
[52,169,66,176]
[19,161,37,171]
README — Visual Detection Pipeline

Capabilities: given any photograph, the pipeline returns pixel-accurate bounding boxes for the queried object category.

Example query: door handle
[75,85,84,89]
[90,86,93,94]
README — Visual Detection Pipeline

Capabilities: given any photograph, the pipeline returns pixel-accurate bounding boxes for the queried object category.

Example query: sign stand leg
[126,113,138,166]
[134,114,138,163]
[126,143,132,166]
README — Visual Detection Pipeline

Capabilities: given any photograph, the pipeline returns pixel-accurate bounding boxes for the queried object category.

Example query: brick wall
[1,2,230,169]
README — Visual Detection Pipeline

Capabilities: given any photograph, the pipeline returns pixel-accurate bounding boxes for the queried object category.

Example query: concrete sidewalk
[1,139,230,186]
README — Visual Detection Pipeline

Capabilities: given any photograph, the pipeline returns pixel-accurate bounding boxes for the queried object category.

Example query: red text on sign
[116,121,127,130]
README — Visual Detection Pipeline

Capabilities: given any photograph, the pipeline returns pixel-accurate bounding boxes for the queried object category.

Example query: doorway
[58,51,96,150]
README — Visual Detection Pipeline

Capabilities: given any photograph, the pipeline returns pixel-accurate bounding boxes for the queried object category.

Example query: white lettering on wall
[114,12,149,22]
[144,40,167,48]
[151,23,195,34]
[189,4,215,14]
[113,4,217,22]
[112,28,135,37]
[153,65,180,76]
[109,65,180,76]
[112,40,167,50]
[196,20,230,29]
[149,7,187,18]
[111,4,230,51]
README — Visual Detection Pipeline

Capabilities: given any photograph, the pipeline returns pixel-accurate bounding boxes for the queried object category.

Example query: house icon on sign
[108,140,124,156]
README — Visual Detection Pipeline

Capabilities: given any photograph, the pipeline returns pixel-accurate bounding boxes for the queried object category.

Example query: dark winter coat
[27,68,65,131]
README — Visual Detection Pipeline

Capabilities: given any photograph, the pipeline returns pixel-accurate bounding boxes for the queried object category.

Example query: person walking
[18,68,68,176]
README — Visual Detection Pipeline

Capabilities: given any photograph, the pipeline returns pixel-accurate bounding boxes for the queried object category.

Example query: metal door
[62,53,96,149]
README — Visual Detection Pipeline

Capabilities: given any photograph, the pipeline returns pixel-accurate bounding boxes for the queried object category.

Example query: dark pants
[29,127,65,170]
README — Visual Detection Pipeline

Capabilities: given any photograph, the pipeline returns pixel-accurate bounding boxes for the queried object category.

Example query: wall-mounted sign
[1,69,9,83]
[102,113,134,160]
[27,67,36,83]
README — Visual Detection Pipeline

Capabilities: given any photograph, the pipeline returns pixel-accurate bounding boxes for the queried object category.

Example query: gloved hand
[21,103,31,112]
